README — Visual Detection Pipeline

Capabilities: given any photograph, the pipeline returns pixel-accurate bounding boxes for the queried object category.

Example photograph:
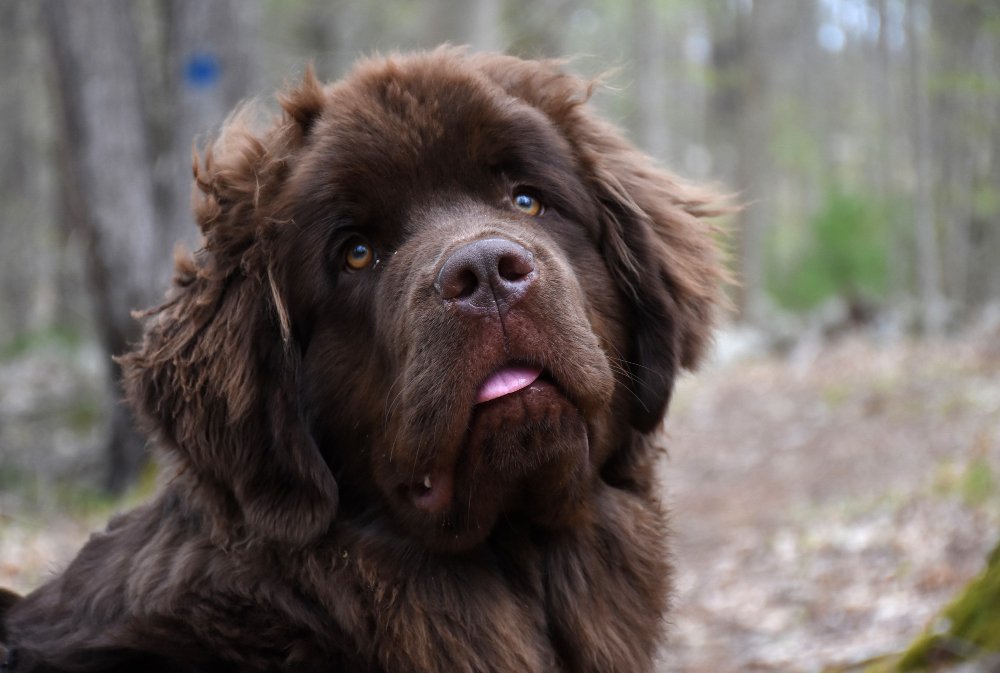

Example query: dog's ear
[0,587,20,642]
[120,70,337,545]
[584,141,726,432]
[473,53,726,432]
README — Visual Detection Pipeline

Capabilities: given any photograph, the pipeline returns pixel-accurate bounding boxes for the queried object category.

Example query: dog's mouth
[401,362,577,515]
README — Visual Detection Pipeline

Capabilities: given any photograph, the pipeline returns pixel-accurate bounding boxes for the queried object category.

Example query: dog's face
[124,49,723,552]
[280,66,629,550]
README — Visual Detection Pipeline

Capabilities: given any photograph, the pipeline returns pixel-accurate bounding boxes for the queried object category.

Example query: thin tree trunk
[906,1,946,334]
[470,0,502,53]
[42,0,163,491]
[875,0,908,306]
[930,0,982,317]
[712,0,769,323]
[632,0,671,162]
[420,0,502,52]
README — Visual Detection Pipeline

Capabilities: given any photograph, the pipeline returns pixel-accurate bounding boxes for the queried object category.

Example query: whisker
[382,371,407,427]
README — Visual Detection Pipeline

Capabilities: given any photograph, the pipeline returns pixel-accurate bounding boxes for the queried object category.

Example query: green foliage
[769,189,890,312]
[960,458,997,506]
[932,454,999,507]
[0,462,158,519]
[64,397,103,433]
[0,465,115,517]
[974,183,1000,219]
[770,97,823,175]
[0,325,83,361]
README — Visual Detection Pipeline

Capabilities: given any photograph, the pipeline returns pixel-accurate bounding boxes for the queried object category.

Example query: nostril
[497,251,534,283]
[437,267,479,301]
[453,269,479,299]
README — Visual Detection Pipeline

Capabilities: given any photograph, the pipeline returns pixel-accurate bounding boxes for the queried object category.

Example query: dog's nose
[435,238,536,314]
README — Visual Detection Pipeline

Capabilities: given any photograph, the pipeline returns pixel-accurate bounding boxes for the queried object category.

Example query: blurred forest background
[1,0,999,671]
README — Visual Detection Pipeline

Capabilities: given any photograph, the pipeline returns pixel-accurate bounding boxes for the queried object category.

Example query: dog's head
[123,48,723,551]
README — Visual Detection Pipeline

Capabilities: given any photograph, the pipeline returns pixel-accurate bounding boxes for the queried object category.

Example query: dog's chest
[310,495,668,673]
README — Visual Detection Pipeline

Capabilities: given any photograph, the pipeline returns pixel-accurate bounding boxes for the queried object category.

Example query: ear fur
[587,144,726,431]
[120,71,335,545]
[471,52,726,432]
[0,587,20,642]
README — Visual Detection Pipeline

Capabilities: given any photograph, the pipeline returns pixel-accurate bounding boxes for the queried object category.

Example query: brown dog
[1,47,723,672]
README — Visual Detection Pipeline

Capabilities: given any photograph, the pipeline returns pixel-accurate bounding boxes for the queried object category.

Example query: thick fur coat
[1,48,723,672]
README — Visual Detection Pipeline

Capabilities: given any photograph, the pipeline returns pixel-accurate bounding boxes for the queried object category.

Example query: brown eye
[345,239,376,270]
[512,191,542,216]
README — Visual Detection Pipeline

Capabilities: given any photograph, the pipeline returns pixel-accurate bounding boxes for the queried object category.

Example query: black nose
[435,238,536,314]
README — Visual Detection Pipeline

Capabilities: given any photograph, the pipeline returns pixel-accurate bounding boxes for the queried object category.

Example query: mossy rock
[826,542,1000,673]
[895,541,1000,670]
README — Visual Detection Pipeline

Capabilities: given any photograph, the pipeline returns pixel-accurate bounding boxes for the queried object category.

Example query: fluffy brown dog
[1,48,723,672]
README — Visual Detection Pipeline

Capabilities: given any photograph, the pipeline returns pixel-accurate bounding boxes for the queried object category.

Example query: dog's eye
[344,239,376,270]
[512,191,543,217]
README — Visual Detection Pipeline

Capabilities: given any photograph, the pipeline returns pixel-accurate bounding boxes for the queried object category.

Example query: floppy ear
[120,70,337,544]
[471,52,726,432]
[0,587,20,643]
[584,138,725,432]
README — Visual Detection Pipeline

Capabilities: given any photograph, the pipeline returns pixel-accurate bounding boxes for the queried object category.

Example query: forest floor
[660,328,1000,672]
[2,327,999,671]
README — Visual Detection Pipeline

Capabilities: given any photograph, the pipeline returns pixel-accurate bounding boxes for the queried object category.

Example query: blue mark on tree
[184,52,221,89]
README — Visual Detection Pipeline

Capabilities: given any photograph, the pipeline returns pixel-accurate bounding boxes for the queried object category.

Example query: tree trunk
[631,0,671,162]
[419,0,502,53]
[42,0,163,492]
[875,0,908,307]
[0,2,38,344]
[158,0,262,259]
[950,0,1000,312]
[710,0,770,323]
[905,0,947,334]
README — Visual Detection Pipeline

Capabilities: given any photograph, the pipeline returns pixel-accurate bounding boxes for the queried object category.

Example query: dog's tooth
[423,475,432,489]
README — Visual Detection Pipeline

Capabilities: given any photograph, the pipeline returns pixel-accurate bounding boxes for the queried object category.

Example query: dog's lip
[401,359,583,515]
[475,364,543,404]
[407,467,455,514]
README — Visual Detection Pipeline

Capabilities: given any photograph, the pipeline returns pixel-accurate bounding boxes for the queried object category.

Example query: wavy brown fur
[2,47,724,672]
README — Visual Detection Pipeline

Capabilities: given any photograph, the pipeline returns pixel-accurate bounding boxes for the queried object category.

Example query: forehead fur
[278,49,589,232]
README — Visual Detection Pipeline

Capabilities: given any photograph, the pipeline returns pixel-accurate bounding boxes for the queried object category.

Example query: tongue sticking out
[476,365,543,404]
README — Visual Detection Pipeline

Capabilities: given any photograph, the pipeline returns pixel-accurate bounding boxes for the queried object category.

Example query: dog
[0,47,724,672]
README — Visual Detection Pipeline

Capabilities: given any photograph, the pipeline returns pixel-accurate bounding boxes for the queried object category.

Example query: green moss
[896,542,1000,670]
[820,652,902,673]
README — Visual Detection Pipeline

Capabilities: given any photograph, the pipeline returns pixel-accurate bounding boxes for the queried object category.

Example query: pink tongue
[476,365,543,404]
